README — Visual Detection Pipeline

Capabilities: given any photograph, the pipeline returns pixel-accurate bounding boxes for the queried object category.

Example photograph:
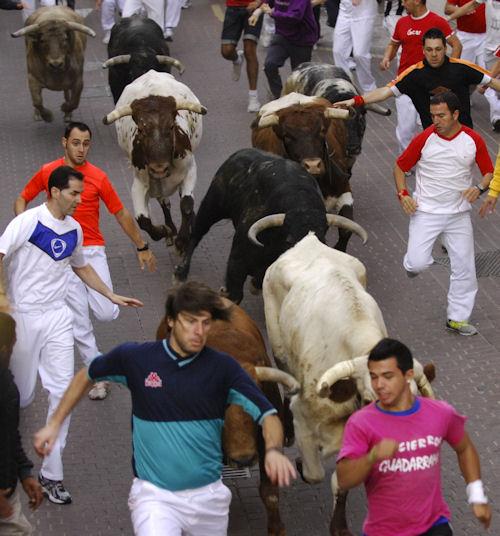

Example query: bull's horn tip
[200,106,208,115]
[102,116,109,125]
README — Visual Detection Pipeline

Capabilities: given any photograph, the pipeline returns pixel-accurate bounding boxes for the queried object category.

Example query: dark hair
[0,312,16,349]
[48,165,84,196]
[64,122,92,139]
[429,91,460,114]
[423,27,446,46]
[368,338,413,373]
[165,281,231,321]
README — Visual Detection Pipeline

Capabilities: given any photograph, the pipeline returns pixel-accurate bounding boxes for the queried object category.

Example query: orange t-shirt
[21,158,124,247]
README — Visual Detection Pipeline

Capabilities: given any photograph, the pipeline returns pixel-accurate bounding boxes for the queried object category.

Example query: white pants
[403,211,477,321]
[457,30,485,66]
[165,0,183,30]
[22,0,55,21]
[383,14,402,38]
[0,489,33,536]
[128,478,232,536]
[333,14,377,92]
[101,0,126,31]
[122,0,164,32]
[67,246,119,366]
[10,304,73,481]
[485,51,500,125]
[396,94,419,153]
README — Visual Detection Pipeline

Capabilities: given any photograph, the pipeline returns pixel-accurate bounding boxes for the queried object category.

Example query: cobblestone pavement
[1,2,500,535]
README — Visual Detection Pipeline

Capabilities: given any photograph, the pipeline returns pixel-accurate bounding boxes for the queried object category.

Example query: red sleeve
[100,174,124,214]
[495,45,500,58]
[440,18,454,39]
[20,167,48,202]
[464,128,494,175]
[447,0,458,4]
[392,18,403,42]
[396,127,434,172]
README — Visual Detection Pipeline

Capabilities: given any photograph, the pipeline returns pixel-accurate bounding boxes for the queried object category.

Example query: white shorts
[128,478,232,536]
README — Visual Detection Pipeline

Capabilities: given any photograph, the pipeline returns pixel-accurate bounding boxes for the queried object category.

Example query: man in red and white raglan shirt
[14,122,156,401]
[394,91,493,336]
[380,0,462,153]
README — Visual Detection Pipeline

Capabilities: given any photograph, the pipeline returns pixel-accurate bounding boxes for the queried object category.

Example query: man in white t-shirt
[393,91,493,336]
[0,166,142,506]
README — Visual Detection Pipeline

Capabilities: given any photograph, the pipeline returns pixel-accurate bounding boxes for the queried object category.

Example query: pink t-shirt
[338,397,466,536]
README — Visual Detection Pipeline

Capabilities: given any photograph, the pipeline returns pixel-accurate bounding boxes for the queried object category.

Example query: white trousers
[10,304,73,481]
[128,478,232,536]
[383,14,402,38]
[22,0,55,21]
[122,0,164,31]
[396,93,419,153]
[0,489,33,536]
[485,51,500,124]
[333,14,377,92]
[101,0,126,31]
[403,211,478,321]
[67,246,119,366]
[165,0,183,29]
[457,30,485,66]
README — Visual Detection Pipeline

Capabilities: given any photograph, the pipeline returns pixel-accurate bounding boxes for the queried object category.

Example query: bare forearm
[383,42,399,63]
[457,443,481,483]
[14,196,27,216]
[336,455,374,489]
[262,414,284,450]
[0,257,6,295]
[49,368,93,426]
[447,0,477,20]
[72,264,112,298]
[114,208,147,248]
[448,35,462,58]
[394,164,408,192]
[364,86,394,105]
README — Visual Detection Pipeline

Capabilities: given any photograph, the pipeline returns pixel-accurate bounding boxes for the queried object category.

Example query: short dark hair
[48,165,84,196]
[165,281,231,321]
[0,312,16,349]
[430,91,461,114]
[64,122,92,139]
[368,338,413,374]
[423,27,446,46]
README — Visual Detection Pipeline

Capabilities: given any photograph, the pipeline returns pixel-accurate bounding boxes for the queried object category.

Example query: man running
[14,122,156,401]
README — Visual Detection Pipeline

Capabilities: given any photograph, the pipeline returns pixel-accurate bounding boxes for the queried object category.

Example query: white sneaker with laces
[232,50,244,81]
[247,96,261,113]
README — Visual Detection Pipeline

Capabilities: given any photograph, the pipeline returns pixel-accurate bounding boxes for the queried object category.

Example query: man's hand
[333,98,355,108]
[34,422,61,457]
[138,250,157,272]
[260,3,272,14]
[472,503,492,529]
[479,195,497,218]
[109,294,144,308]
[0,492,13,519]
[380,57,391,71]
[371,439,398,462]
[399,195,418,215]
[264,450,297,486]
[246,0,261,10]
[462,186,481,203]
[21,477,43,511]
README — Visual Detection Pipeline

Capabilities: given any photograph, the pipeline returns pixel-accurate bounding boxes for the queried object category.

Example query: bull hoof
[63,112,73,123]
[149,225,169,242]
[174,237,187,256]
[173,263,189,282]
[61,102,72,113]
[165,236,174,247]
[35,108,53,123]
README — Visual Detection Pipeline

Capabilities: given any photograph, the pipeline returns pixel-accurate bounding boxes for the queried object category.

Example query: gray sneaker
[39,472,72,504]
[232,50,244,81]
[446,320,478,336]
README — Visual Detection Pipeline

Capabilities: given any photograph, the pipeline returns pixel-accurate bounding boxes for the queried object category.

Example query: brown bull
[11,6,95,123]
[251,95,357,252]
[156,298,297,536]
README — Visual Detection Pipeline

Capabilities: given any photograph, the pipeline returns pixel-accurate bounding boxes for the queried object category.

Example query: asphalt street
[1,1,500,534]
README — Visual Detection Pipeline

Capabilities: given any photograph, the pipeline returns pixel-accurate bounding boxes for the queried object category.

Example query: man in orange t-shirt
[14,122,156,400]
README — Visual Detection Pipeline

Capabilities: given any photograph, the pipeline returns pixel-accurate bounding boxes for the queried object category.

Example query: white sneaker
[247,96,261,113]
[232,50,244,81]
[182,0,191,7]
[164,27,173,41]
[102,30,111,45]
[88,381,110,400]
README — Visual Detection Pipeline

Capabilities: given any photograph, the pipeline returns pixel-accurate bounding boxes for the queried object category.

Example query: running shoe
[247,96,261,113]
[446,320,478,336]
[39,473,72,505]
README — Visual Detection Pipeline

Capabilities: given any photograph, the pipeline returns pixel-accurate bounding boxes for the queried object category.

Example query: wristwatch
[136,242,149,252]
[475,184,488,196]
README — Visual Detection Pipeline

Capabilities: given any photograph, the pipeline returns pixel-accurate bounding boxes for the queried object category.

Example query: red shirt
[21,158,123,247]
[226,0,252,7]
[392,11,454,74]
[447,0,486,33]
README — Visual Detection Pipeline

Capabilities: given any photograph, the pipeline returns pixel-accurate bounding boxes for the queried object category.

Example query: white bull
[103,70,206,254]
[263,232,433,535]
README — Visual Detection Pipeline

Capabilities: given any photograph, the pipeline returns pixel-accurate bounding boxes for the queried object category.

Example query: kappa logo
[145,371,163,388]
[50,238,67,259]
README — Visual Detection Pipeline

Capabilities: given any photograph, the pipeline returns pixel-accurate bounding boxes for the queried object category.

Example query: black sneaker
[39,472,72,504]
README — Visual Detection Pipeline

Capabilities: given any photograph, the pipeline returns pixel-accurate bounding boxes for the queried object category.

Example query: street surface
[1,1,500,534]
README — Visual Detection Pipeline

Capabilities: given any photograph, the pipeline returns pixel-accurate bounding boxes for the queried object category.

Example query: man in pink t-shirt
[337,338,491,536]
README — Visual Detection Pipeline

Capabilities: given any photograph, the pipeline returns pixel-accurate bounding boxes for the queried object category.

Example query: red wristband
[397,189,410,200]
[353,95,365,107]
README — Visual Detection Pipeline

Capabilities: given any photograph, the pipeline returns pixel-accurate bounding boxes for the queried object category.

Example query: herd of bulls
[11,8,437,535]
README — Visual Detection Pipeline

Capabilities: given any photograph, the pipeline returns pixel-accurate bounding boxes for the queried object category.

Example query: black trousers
[420,522,453,536]
[264,34,313,98]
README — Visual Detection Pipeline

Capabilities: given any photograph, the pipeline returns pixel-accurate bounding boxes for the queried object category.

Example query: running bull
[263,233,435,536]
[174,148,367,304]
[252,93,358,251]
[103,14,185,104]
[103,70,206,254]
[156,298,298,536]
[11,6,95,122]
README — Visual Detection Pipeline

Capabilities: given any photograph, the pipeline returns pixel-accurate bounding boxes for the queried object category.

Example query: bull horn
[247,214,285,247]
[11,23,40,37]
[255,366,300,395]
[156,55,185,74]
[66,21,96,37]
[324,107,355,120]
[175,99,207,115]
[326,214,368,244]
[257,113,279,129]
[102,105,132,125]
[102,55,131,69]
[317,355,368,398]
[365,103,391,116]
[413,361,435,398]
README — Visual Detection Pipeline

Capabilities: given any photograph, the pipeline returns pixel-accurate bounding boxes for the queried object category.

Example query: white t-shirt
[396,126,493,214]
[0,204,86,308]
[339,0,377,20]
[476,0,500,52]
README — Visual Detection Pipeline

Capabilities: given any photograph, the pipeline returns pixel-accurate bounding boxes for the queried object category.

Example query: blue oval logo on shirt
[51,238,67,258]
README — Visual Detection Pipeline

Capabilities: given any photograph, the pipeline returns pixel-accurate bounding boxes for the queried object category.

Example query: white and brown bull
[156,298,298,536]
[263,233,434,536]
[11,6,95,122]
[103,70,206,254]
